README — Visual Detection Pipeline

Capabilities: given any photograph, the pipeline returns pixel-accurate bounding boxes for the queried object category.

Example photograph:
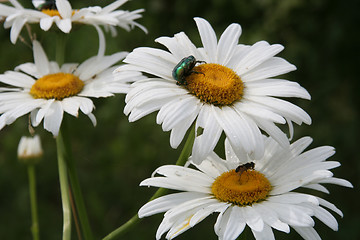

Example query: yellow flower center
[185,64,244,106]
[30,73,84,100]
[211,169,271,206]
[41,9,77,18]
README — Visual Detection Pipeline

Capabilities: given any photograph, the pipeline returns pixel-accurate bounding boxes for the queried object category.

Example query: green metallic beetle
[172,55,205,85]
[32,0,56,10]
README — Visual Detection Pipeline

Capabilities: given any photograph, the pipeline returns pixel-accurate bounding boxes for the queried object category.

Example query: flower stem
[56,131,72,240]
[28,165,40,240]
[58,119,94,240]
[56,33,66,66]
[102,125,196,240]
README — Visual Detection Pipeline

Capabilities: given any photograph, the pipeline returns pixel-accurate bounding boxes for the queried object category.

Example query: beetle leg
[195,60,206,65]
[190,70,205,76]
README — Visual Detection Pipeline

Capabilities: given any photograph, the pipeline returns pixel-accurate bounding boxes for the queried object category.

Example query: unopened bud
[17,135,43,164]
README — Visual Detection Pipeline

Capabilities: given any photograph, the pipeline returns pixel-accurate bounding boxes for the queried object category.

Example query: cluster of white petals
[0,40,141,136]
[117,17,311,163]
[0,0,146,44]
[139,136,353,240]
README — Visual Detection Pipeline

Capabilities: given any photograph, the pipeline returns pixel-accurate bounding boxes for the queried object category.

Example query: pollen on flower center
[211,169,271,206]
[185,64,244,106]
[41,9,77,18]
[30,73,84,100]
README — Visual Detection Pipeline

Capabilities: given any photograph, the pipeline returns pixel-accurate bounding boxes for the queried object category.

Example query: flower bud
[17,135,43,164]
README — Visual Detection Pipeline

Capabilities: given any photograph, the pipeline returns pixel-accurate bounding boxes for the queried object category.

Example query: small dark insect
[32,0,56,10]
[235,162,255,176]
[172,55,205,85]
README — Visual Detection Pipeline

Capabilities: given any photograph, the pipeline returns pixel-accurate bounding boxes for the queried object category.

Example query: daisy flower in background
[139,136,353,240]
[0,0,147,44]
[0,40,141,136]
[116,17,311,163]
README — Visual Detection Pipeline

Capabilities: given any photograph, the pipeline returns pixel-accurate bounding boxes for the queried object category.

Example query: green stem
[28,165,40,240]
[56,131,72,240]
[56,33,66,66]
[54,33,93,240]
[102,125,196,240]
[60,120,94,240]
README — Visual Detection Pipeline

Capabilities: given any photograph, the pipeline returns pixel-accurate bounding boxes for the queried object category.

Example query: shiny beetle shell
[172,55,205,85]
[32,0,56,10]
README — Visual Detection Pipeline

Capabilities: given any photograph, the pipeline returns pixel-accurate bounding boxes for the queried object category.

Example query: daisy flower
[139,136,353,240]
[116,17,311,163]
[0,0,147,44]
[0,40,141,136]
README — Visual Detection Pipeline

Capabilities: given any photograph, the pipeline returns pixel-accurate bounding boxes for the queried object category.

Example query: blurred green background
[0,0,359,239]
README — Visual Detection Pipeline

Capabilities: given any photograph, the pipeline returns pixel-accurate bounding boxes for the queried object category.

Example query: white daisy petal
[0,99,41,128]
[169,109,198,148]
[30,109,41,127]
[86,113,97,126]
[163,196,214,222]
[268,192,319,205]
[235,41,284,75]
[156,218,172,240]
[251,224,275,240]
[215,207,233,239]
[56,18,72,33]
[242,206,264,232]
[213,105,259,158]
[33,40,50,76]
[270,202,315,227]
[158,96,199,131]
[43,101,63,136]
[303,183,330,194]
[61,98,80,117]
[233,100,286,124]
[139,192,207,218]
[223,207,246,240]
[192,105,222,163]
[39,17,54,31]
[318,177,353,188]
[253,203,290,233]
[14,63,40,79]
[124,48,175,80]
[56,0,72,19]
[245,78,311,99]
[10,16,26,44]
[140,177,210,193]
[217,23,242,66]
[34,99,54,126]
[242,57,296,82]
[93,24,106,58]
[293,227,321,240]
[60,63,79,73]
[190,201,229,227]
[305,203,339,231]
[102,0,127,12]
[153,165,213,185]
[137,134,350,239]
[0,71,35,88]
[156,32,200,60]
[194,17,218,62]
[191,153,229,179]
[254,118,290,148]
[317,197,343,217]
